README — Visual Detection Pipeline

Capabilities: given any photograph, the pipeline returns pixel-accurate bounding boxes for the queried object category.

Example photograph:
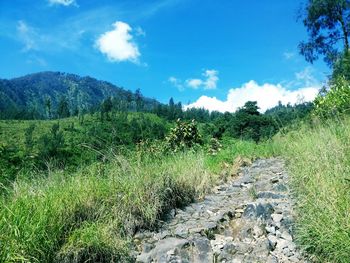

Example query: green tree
[57,97,70,118]
[24,124,36,153]
[45,97,52,119]
[299,0,350,66]
[38,123,65,159]
[135,88,144,112]
[101,97,113,120]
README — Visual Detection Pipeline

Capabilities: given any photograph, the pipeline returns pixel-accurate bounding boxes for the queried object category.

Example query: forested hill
[0,71,159,119]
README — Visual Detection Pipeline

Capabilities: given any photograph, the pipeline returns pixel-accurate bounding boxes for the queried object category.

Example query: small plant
[165,119,202,152]
[208,137,222,156]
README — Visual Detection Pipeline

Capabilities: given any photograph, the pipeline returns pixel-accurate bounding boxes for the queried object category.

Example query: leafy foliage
[0,71,160,120]
[298,0,350,66]
[165,119,202,152]
[314,76,350,117]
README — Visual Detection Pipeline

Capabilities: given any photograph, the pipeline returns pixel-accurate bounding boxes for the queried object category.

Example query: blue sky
[0,0,330,112]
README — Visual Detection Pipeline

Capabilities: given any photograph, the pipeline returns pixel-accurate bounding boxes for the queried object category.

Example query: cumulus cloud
[48,0,77,6]
[186,78,203,89]
[95,21,141,63]
[204,69,219,89]
[186,69,219,90]
[170,69,219,90]
[185,79,320,113]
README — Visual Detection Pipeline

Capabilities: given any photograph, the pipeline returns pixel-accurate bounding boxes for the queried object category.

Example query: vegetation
[0,136,273,262]
[1,4,349,259]
[298,0,350,66]
[314,76,350,117]
[273,116,350,263]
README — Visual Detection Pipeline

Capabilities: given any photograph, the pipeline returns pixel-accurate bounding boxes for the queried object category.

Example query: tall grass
[0,152,211,262]
[0,138,274,262]
[273,116,350,262]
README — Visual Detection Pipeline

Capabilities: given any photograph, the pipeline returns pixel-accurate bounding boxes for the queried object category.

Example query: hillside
[0,72,159,119]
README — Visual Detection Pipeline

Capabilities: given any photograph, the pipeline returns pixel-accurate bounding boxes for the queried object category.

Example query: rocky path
[132,158,307,263]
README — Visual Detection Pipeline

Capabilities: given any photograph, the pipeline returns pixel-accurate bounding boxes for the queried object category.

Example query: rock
[283,247,294,257]
[192,236,213,263]
[142,243,154,253]
[253,225,264,237]
[137,238,189,263]
[270,177,279,183]
[266,255,279,263]
[217,243,237,261]
[275,230,282,238]
[256,191,285,199]
[235,212,242,218]
[275,239,290,251]
[243,203,274,220]
[289,255,300,262]
[274,183,288,192]
[281,231,293,241]
[174,226,188,238]
[271,213,283,223]
[267,234,278,250]
[235,208,245,213]
[265,225,276,234]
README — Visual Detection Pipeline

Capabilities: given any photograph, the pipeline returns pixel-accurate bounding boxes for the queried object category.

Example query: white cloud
[186,79,203,89]
[185,80,320,113]
[135,26,146,37]
[95,21,141,63]
[295,67,318,87]
[203,69,219,89]
[170,69,219,90]
[17,21,38,52]
[186,69,219,89]
[283,51,295,60]
[169,77,184,91]
[48,0,77,6]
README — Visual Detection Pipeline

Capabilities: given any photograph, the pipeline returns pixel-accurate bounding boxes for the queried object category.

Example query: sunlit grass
[273,116,350,262]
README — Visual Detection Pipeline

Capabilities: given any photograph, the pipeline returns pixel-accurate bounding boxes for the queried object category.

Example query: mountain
[0,71,159,119]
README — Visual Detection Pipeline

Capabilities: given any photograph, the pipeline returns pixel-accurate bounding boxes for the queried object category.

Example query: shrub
[314,77,350,118]
[165,119,202,152]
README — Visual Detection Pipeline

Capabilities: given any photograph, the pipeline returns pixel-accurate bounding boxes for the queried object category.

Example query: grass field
[1,114,349,262]
[273,116,350,263]
[0,134,272,262]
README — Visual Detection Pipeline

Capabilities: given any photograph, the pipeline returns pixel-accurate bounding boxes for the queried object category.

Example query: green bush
[314,77,350,118]
[165,119,202,152]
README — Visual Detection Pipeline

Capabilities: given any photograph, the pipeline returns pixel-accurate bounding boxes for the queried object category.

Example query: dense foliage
[298,0,350,66]
[0,72,160,119]
[314,76,350,117]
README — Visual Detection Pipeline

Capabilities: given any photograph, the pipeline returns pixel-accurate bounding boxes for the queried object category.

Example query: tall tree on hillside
[45,97,52,119]
[299,0,350,66]
[135,88,144,112]
[57,97,70,119]
[101,96,113,120]
[168,97,175,120]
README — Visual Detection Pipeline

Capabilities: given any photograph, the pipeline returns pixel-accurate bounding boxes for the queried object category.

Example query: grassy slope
[1,115,349,262]
[0,135,272,262]
[273,116,350,262]
[0,112,169,150]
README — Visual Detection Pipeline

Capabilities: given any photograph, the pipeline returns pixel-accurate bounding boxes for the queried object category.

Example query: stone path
[132,158,307,263]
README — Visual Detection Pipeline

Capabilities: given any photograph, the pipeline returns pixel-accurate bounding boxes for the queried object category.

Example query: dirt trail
[132,158,307,263]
